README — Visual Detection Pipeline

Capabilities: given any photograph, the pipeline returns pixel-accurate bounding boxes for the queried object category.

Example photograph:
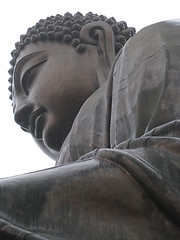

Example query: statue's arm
[0,158,143,239]
[0,149,179,239]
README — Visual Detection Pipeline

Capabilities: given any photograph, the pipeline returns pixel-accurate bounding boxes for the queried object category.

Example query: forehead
[15,41,79,68]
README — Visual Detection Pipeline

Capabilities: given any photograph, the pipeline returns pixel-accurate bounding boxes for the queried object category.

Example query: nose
[14,103,34,131]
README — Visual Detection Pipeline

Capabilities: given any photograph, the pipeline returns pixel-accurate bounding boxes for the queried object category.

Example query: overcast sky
[0,0,180,178]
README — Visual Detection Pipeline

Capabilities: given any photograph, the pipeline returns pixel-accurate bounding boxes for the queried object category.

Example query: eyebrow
[21,58,47,95]
[14,51,47,87]
[14,51,46,72]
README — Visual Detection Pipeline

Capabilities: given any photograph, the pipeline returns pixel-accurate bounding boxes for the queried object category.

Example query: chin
[43,125,63,152]
[32,137,59,160]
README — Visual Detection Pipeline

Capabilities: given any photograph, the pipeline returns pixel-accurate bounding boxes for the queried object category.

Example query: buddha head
[8,12,135,160]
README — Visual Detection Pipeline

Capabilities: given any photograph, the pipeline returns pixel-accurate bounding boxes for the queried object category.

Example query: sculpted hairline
[8,11,136,101]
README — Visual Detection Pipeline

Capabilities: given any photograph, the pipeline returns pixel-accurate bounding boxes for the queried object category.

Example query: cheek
[28,67,60,103]
[28,83,56,108]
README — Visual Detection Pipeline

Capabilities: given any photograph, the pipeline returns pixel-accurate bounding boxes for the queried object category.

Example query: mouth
[29,107,46,139]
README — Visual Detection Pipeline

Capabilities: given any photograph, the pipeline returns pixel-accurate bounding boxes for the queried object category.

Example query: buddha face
[12,41,99,159]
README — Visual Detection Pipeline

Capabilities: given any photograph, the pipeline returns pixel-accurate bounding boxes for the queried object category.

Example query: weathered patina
[0,13,179,240]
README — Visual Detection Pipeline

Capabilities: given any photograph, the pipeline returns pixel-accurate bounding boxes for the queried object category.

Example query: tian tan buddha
[0,11,179,240]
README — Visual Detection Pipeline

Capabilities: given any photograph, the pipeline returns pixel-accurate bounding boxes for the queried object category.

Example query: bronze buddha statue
[0,12,179,240]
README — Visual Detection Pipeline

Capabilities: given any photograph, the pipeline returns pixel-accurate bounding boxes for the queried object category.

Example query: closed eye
[21,58,47,95]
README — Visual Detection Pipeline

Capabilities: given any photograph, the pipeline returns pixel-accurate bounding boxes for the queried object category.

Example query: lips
[29,107,46,139]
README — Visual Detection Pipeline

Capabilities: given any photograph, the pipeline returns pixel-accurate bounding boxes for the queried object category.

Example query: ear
[80,21,115,69]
